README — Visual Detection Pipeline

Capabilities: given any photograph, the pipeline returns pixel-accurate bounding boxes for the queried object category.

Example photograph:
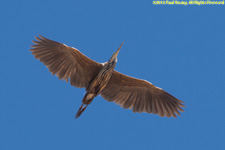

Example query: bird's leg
[75,98,94,119]
[75,92,95,119]
[76,103,84,114]
[75,104,88,119]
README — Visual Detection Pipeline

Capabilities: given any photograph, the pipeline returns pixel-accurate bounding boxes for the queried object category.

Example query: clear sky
[1,0,225,150]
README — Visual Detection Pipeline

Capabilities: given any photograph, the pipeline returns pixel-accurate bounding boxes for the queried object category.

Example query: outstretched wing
[101,71,185,118]
[30,35,102,89]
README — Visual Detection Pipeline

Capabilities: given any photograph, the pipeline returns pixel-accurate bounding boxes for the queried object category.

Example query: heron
[30,35,185,119]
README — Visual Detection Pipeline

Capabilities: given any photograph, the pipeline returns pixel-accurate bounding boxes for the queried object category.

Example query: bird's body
[76,55,118,118]
[31,35,185,119]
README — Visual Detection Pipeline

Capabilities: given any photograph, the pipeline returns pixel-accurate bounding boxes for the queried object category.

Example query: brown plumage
[30,35,185,119]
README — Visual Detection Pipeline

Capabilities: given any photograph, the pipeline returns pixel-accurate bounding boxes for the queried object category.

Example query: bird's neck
[106,60,116,69]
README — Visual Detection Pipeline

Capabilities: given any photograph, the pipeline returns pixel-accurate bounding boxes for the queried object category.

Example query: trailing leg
[75,92,95,119]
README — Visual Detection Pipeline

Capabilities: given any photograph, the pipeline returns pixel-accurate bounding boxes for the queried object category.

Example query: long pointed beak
[109,42,124,62]
[114,41,124,57]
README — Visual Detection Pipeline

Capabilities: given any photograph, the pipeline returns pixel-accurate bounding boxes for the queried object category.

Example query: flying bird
[30,35,185,119]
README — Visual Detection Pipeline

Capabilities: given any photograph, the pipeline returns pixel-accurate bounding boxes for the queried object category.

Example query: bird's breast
[87,65,114,94]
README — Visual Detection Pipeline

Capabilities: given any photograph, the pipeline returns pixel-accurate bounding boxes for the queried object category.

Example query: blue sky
[1,0,225,150]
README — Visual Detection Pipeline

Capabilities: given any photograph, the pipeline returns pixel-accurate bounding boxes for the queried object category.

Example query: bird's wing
[100,71,185,118]
[30,35,102,89]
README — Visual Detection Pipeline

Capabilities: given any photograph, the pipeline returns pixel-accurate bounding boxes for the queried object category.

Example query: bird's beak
[115,41,124,55]
[111,41,124,60]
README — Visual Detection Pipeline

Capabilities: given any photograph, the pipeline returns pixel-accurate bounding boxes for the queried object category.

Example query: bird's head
[108,42,124,63]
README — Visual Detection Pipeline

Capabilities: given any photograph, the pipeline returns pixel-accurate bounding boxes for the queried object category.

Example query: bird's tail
[75,104,89,119]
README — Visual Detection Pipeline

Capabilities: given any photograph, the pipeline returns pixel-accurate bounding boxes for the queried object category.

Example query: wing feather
[101,71,185,118]
[30,35,102,89]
